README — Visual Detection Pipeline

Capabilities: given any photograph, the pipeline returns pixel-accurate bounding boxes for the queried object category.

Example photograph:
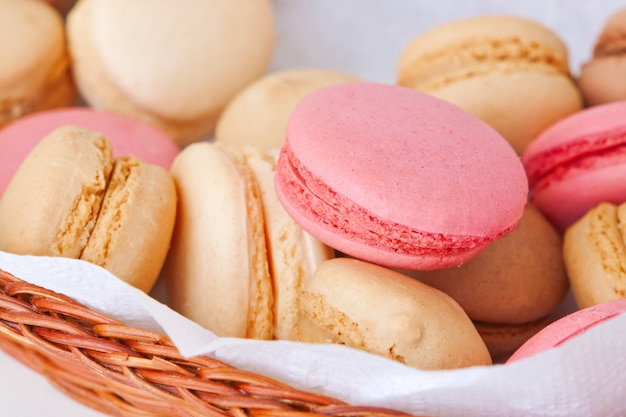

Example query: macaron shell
[284,83,526,236]
[295,258,492,370]
[0,0,75,126]
[0,107,179,198]
[397,15,571,87]
[164,143,272,339]
[0,0,65,98]
[422,71,582,154]
[507,298,626,362]
[523,101,626,178]
[530,153,626,232]
[474,317,551,360]
[397,14,582,155]
[276,82,528,269]
[522,102,626,232]
[81,156,177,293]
[406,203,568,325]
[0,126,113,258]
[563,202,626,309]
[577,8,626,106]
[578,59,626,107]
[215,69,361,151]
[245,148,333,340]
[88,0,274,120]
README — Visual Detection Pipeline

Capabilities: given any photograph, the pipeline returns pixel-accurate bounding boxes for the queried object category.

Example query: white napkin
[1,250,624,417]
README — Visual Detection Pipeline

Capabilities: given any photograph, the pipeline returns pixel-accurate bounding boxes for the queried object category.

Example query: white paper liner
[1,250,624,417]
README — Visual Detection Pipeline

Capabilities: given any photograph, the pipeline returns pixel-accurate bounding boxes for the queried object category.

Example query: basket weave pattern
[0,268,417,417]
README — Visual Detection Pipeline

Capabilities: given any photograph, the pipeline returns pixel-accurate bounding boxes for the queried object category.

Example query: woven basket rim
[0,268,421,417]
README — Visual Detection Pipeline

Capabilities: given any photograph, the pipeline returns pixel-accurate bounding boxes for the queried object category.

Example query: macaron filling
[277,144,497,259]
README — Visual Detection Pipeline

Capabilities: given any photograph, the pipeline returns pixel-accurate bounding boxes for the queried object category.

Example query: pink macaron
[0,107,179,198]
[507,298,626,362]
[274,82,528,270]
[522,101,626,233]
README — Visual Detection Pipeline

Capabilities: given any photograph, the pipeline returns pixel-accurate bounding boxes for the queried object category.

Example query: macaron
[577,8,626,106]
[0,126,177,293]
[507,298,626,362]
[164,143,332,339]
[396,15,583,155]
[0,107,180,198]
[0,0,76,128]
[215,68,360,151]
[274,82,528,270]
[165,142,273,339]
[522,101,626,233]
[294,257,493,370]
[66,0,275,146]
[406,203,569,358]
[563,202,626,309]
[245,149,335,340]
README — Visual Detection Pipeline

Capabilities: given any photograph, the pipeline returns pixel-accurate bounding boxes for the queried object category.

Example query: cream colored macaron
[245,148,334,340]
[0,0,76,128]
[164,143,274,339]
[0,126,176,293]
[215,69,360,151]
[164,143,332,339]
[563,202,626,309]
[397,15,582,154]
[67,0,275,146]
[294,257,492,370]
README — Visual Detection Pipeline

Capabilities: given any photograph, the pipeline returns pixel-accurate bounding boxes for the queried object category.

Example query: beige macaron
[164,143,274,339]
[577,8,626,106]
[164,143,332,340]
[406,203,569,358]
[397,15,582,155]
[245,148,335,340]
[0,126,176,293]
[215,69,361,151]
[0,0,76,128]
[294,257,492,370]
[66,0,275,146]
[563,202,626,309]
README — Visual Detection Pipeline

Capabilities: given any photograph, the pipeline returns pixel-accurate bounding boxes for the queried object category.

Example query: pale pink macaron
[275,82,528,270]
[0,107,179,197]
[523,101,626,233]
[507,298,626,362]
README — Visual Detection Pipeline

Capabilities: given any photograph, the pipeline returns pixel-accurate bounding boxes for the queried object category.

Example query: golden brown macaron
[294,257,492,370]
[577,8,626,106]
[563,202,626,309]
[397,15,583,155]
[0,0,76,128]
[66,0,275,146]
[406,203,569,358]
[215,69,361,151]
[0,126,176,293]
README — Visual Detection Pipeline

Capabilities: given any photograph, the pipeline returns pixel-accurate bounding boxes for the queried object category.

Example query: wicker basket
[0,268,420,417]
